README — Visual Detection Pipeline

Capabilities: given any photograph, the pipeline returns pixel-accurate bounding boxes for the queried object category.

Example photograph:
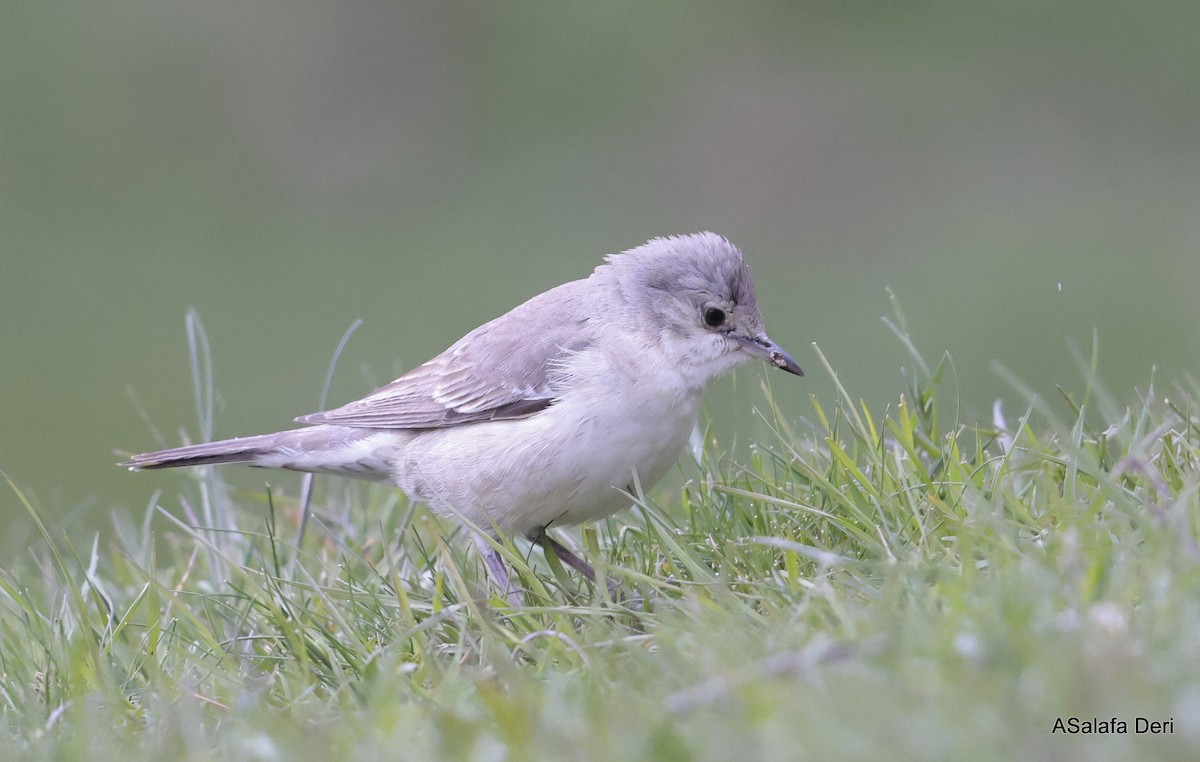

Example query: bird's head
[598,232,802,387]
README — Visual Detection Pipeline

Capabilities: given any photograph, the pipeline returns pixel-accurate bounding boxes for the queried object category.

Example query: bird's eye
[704,307,726,328]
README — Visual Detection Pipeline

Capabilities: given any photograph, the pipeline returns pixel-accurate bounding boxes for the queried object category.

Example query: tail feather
[120,432,291,470]
[120,426,400,482]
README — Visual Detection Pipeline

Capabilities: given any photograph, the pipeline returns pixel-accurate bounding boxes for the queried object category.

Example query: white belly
[393,369,702,538]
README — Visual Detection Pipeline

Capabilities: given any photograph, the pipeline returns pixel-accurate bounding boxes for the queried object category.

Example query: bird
[121,232,803,602]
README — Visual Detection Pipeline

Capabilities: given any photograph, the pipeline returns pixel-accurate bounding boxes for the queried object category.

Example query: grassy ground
[3,318,1199,761]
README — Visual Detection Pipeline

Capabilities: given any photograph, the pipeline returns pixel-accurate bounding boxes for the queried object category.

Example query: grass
[3,315,1200,761]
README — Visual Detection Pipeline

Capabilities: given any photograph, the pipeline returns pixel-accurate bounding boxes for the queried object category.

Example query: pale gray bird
[121,232,802,599]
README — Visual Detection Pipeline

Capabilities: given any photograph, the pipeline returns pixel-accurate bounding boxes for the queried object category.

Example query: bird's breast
[525,365,703,527]
[394,355,704,536]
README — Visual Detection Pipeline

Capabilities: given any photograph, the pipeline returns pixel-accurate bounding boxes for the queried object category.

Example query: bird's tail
[120,431,289,470]
[119,426,396,480]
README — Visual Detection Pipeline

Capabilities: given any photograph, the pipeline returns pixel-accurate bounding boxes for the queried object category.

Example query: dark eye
[704,307,726,328]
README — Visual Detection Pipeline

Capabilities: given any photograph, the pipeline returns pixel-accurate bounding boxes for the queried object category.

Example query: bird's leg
[531,527,629,603]
[530,527,597,582]
[477,537,523,607]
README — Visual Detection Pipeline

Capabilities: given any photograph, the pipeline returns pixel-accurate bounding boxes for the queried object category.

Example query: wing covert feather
[296,280,596,429]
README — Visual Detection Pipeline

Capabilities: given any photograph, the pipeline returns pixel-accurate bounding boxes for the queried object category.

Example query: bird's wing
[296,280,595,430]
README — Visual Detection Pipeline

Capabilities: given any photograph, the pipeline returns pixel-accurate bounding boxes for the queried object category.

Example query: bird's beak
[735,333,804,376]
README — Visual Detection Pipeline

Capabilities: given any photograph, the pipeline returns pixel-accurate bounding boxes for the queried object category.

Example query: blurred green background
[3,1,1198,546]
